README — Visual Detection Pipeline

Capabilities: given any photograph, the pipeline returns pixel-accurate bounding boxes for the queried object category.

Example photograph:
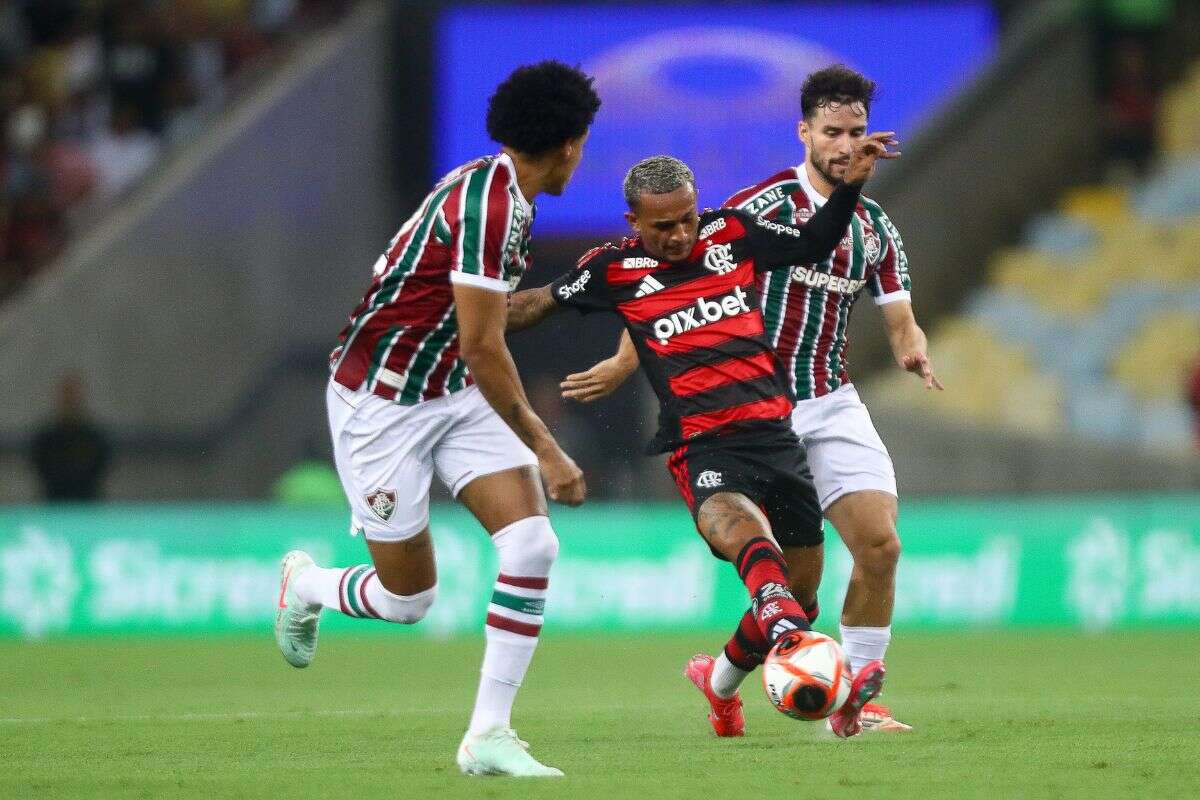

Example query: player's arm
[506,286,562,332]
[454,283,586,504]
[561,329,639,403]
[751,132,900,270]
[880,299,942,390]
[508,244,617,333]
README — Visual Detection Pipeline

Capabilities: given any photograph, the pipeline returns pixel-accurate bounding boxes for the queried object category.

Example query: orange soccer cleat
[827,660,886,738]
[683,654,745,737]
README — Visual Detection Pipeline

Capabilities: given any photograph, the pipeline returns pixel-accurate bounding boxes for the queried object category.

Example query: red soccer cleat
[827,660,886,738]
[683,654,745,737]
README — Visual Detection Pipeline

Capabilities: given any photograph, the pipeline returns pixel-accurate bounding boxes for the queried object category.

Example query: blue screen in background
[437,3,996,236]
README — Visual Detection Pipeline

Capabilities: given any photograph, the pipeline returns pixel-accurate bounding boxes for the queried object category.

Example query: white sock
[295,564,435,622]
[294,565,345,610]
[840,624,891,675]
[466,516,558,737]
[710,652,751,699]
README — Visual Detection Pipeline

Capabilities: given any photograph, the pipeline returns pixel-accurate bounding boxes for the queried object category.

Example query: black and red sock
[734,537,811,645]
[723,607,768,670]
[723,595,821,670]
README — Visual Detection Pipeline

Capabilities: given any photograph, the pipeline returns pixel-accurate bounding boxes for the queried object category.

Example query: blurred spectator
[1103,38,1159,176]
[526,373,601,482]
[0,2,32,69]
[31,374,111,501]
[1189,359,1200,451]
[88,102,158,198]
[0,0,350,303]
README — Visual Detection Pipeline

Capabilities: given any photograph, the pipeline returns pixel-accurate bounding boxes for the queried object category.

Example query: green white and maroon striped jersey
[724,166,911,400]
[331,153,534,404]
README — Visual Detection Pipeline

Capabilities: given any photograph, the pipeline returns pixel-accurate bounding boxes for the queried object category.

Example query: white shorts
[790,383,897,512]
[326,381,538,542]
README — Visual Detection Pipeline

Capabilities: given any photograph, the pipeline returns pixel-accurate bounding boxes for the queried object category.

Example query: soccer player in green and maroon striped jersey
[560,66,942,737]
[274,61,600,777]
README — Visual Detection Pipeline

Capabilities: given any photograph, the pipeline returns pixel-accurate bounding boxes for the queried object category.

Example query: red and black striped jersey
[550,183,862,451]
[330,153,533,404]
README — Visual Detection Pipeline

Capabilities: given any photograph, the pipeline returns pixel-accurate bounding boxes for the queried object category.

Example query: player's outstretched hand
[902,352,944,391]
[561,357,628,403]
[845,132,901,185]
[540,447,587,506]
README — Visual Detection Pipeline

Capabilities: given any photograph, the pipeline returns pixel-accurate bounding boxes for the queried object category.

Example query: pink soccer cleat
[827,660,886,738]
[684,654,745,737]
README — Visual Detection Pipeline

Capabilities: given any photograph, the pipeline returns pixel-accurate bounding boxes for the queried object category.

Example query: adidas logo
[635,275,665,298]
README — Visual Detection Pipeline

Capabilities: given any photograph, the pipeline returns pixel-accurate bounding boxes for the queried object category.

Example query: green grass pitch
[2,630,1198,799]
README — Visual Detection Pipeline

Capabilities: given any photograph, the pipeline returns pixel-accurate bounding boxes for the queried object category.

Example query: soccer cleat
[860,702,913,732]
[683,654,745,737]
[826,660,886,738]
[456,726,563,777]
[274,550,321,668]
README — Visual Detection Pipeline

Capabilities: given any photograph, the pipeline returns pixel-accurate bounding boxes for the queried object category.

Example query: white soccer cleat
[275,550,321,668]
[456,726,563,777]
[859,702,913,732]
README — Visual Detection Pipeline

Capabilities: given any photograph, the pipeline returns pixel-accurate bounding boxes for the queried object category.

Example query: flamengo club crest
[696,470,724,489]
[366,489,397,521]
[702,243,737,275]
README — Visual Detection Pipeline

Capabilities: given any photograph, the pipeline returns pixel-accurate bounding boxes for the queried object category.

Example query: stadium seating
[0,1,350,303]
[873,63,1200,454]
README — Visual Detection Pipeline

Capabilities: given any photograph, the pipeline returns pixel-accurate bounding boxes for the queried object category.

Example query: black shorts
[665,421,824,554]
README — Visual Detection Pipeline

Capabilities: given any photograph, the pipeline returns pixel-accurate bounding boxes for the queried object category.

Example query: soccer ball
[761,632,852,720]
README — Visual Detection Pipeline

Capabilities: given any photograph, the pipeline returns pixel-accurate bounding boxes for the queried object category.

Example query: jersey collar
[797,164,829,208]
[497,151,533,214]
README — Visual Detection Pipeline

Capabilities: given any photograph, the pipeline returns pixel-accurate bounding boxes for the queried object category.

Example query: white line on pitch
[0,708,441,725]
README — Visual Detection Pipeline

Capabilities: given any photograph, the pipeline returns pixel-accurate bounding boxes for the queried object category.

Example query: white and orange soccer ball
[761,631,852,720]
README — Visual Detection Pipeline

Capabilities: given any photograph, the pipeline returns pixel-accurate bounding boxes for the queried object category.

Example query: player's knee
[854,530,900,576]
[374,583,437,624]
[494,515,559,574]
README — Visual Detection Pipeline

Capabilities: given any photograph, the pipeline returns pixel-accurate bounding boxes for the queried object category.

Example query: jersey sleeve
[740,182,862,272]
[867,206,912,305]
[448,160,522,293]
[548,246,613,314]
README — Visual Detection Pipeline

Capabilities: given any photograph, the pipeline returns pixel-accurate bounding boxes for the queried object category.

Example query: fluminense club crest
[365,489,397,521]
[862,226,882,263]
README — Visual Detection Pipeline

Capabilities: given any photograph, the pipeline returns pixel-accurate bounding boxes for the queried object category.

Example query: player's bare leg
[783,543,824,622]
[275,528,440,668]
[824,489,910,733]
[685,493,815,734]
[453,465,563,777]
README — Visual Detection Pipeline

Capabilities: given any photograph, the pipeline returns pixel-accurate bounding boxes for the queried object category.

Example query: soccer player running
[506,135,898,736]
[560,66,940,736]
[273,62,600,777]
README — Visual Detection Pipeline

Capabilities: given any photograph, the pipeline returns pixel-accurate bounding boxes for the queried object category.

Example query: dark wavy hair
[486,61,601,156]
[800,65,876,119]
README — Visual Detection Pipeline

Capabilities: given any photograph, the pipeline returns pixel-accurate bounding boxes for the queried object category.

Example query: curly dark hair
[800,65,876,120]
[486,61,601,156]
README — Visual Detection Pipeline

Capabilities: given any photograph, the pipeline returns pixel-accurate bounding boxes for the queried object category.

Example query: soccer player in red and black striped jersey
[507,138,898,731]
[560,67,940,737]
[274,62,600,778]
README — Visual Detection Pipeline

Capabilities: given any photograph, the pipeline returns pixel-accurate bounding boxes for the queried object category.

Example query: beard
[812,154,849,187]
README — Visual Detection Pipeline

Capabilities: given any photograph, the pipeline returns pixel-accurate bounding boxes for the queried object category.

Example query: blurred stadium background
[1,0,1199,796]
